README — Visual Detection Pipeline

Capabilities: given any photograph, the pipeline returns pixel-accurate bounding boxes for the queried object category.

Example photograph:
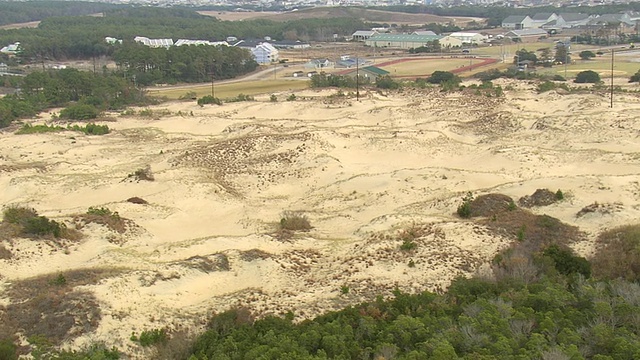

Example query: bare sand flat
[2,82,640,356]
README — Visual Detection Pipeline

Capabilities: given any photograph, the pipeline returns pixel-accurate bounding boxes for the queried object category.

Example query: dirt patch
[1,268,123,348]
[239,249,273,262]
[172,254,230,273]
[0,243,11,259]
[576,202,624,218]
[126,197,148,205]
[518,189,559,208]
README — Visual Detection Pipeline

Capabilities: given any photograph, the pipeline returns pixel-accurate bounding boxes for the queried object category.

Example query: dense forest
[0,1,120,26]
[0,7,365,61]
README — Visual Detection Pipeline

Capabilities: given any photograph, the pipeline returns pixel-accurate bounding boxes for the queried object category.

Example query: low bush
[279,211,311,231]
[456,192,474,218]
[286,94,297,101]
[127,197,148,204]
[16,123,64,134]
[270,94,278,102]
[127,165,154,182]
[197,95,222,106]
[427,71,459,85]
[542,244,591,278]
[135,328,168,347]
[227,93,254,102]
[179,91,197,100]
[3,205,63,238]
[68,123,110,135]
[574,70,601,84]
[59,104,100,120]
[0,339,16,360]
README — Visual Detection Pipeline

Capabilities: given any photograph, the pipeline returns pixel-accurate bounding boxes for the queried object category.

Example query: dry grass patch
[273,211,311,241]
[239,249,273,261]
[0,243,11,259]
[591,224,640,282]
[576,201,623,218]
[127,196,148,205]
[518,188,563,208]
[125,165,154,182]
[1,205,82,241]
[73,207,128,234]
[173,254,230,273]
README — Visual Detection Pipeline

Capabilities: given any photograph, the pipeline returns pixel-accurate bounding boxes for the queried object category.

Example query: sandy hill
[1,82,640,357]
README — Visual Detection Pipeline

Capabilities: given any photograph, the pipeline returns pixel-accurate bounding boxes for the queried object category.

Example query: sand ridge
[2,83,640,355]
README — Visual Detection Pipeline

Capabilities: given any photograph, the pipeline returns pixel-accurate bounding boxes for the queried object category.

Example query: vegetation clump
[518,188,561,208]
[16,123,110,135]
[127,165,155,182]
[279,211,311,232]
[131,328,169,347]
[126,197,148,205]
[197,95,222,106]
[2,205,67,238]
[76,206,126,233]
[59,104,100,120]
[591,224,640,282]
[456,191,474,218]
[574,70,601,84]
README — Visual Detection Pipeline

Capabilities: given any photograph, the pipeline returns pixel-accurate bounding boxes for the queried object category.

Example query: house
[343,66,390,82]
[558,13,593,28]
[234,40,280,64]
[174,39,228,47]
[505,29,549,42]
[251,42,279,64]
[351,30,378,42]
[531,13,559,28]
[0,42,21,55]
[134,36,173,48]
[502,16,533,30]
[271,40,310,49]
[365,34,442,49]
[304,59,334,69]
[448,32,487,45]
[412,30,438,36]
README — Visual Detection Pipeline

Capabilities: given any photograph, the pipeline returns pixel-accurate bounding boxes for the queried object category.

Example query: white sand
[2,82,640,356]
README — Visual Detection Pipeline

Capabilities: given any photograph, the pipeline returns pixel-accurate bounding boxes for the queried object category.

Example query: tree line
[0,7,366,61]
[0,1,120,27]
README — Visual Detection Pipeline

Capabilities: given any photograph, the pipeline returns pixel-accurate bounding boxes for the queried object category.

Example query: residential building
[587,13,635,29]
[251,42,279,64]
[558,13,593,28]
[304,58,334,69]
[439,36,464,48]
[502,15,533,30]
[270,40,310,49]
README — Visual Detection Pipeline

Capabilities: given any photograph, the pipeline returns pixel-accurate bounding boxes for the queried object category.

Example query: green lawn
[537,57,640,78]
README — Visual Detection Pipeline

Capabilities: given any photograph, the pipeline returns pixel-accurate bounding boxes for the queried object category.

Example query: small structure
[501,15,533,30]
[343,66,390,82]
[505,29,549,42]
[530,13,559,28]
[448,32,487,45]
[365,34,442,49]
[439,36,464,48]
[558,13,593,28]
[226,36,238,43]
[0,42,21,55]
[134,36,173,48]
[335,57,367,68]
[105,37,123,45]
[271,40,310,49]
[351,30,378,42]
[304,58,333,69]
[252,42,279,64]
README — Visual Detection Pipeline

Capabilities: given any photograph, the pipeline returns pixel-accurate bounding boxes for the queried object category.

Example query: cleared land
[200,7,472,25]
[149,79,309,100]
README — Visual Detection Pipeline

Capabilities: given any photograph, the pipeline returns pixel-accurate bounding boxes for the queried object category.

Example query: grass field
[377,58,476,77]
[537,57,640,78]
[149,80,310,100]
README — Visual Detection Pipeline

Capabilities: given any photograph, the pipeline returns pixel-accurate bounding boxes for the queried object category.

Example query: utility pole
[356,56,359,101]
[611,49,614,108]
[210,60,216,99]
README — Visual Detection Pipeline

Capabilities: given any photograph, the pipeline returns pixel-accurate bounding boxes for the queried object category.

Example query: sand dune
[2,82,640,356]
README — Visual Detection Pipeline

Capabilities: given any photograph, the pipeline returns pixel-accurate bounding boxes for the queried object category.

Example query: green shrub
[629,69,640,83]
[0,339,17,360]
[457,192,474,218]
[179,91,197,100]
[375,75,400,89]
[579,50,596,60]
[592,224,640,281]
[537,81,557,93]
[137,328,168,347]
[68,123,110,135]
[197,95,222,106]
[542,244,591,278]
[427,71,459,85]
[555,189,564,200]
[23,215,63,238]
[340,285,350,294]
[3,205,38,224]
[400,239,417,251]
[16,123,64,134]
[574,70,601,84]
[59,104,100,120]
[286,94,297,101]
[87,207,115,217]
[50,273,67,286]
[270,94,278,102]
[552,75,566,81]
[279,211,311,231]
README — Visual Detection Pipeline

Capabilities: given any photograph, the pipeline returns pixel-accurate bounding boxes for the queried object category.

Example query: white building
[134,36,173,48]
[251,42,279,64]
[0,42,21,55]
[174,39,228,47]
[448,32,487,45]
[105,37,123,45]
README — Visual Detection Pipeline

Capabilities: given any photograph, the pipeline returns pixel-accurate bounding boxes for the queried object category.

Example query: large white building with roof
[251,42,279,64]
[134,36,173,48]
